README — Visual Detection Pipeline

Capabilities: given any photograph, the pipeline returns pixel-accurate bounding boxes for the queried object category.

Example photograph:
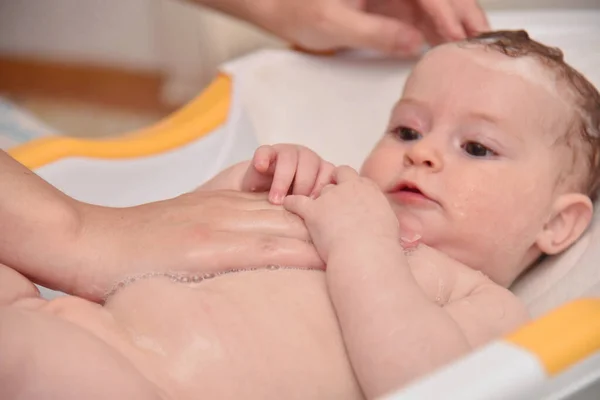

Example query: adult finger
[200,231,324,271]
[177,193,312,240]
[215,209,312,241]
[456,0,490,36]
[182,190,275,209]
[418,0,467,41]
[418,20,447,47]
[328,6,425,55]
[332,165,360,183]
[147,231,324,276]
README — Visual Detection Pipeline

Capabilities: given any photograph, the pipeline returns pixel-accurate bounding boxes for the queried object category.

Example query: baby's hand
[283,166,399,260]
[241,144,335,204]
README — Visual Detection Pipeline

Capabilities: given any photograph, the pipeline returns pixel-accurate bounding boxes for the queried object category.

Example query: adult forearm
[0,152,82,288]
[327,238,470,398]
[186,0,266,26]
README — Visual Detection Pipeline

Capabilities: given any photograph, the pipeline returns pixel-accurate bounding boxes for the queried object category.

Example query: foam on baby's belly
[103,269,362,400]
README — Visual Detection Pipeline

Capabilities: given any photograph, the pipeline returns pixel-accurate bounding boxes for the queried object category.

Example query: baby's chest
[406,246,486,305]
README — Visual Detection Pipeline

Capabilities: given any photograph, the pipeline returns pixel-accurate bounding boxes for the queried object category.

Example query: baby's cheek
[465,178,549,243]
[360,145,403,186]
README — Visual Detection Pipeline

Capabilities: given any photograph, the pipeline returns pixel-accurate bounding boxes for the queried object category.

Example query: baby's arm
[284,167,529,398]
[326,237,528,397]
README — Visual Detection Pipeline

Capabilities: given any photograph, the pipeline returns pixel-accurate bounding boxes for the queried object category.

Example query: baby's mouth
[388,181,439,207]
[399,185,422,195]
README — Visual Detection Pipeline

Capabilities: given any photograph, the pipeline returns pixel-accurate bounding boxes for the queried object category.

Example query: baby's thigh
[0,305,161,400]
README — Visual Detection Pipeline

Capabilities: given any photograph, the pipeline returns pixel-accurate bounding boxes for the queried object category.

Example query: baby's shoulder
[407,244,490,305]
[407,245,530,345]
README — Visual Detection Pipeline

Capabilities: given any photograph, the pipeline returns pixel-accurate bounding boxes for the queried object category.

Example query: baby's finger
[283,195,313,220]
[332,165,360,184]
[253,145,277,173]
[310,162,336,198]
[269,149,299,204]
[292,150,322,196]
[320,184,337,196]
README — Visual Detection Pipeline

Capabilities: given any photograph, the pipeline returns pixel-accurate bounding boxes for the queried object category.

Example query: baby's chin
[394,208,425,241]
[392,207,450,258]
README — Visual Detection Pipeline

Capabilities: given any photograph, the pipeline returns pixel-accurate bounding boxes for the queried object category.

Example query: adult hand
[46,190,322,302]
[203,0,489,55]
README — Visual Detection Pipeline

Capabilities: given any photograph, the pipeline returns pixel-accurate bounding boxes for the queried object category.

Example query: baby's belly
[103,269,362,399]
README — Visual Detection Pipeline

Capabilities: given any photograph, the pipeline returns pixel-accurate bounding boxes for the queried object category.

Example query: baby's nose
[403,140,443,171]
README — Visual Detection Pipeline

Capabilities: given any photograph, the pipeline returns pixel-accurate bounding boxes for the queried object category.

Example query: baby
[2,30,599,400]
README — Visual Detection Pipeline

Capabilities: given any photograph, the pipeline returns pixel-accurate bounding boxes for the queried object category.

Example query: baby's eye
[391,126,421,141]
[462,141,497,157]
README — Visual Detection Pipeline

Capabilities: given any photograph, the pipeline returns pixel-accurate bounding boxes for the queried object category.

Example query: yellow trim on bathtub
[506,298,600,375]
[8,74,232,170]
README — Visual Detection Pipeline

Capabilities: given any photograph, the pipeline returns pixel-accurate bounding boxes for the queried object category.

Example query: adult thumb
[283,195,312,219]
[329,7,424,55]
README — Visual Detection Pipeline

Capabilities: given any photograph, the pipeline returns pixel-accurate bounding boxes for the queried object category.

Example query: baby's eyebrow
[397,98,501,125]
[467,111,501,125]
[396,97,425,109]
[467,111,527,143]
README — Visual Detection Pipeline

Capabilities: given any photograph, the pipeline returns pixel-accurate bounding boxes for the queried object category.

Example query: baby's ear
[536,193,593,255]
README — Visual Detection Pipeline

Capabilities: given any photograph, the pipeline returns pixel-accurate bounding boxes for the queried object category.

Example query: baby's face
[361,44,573,286]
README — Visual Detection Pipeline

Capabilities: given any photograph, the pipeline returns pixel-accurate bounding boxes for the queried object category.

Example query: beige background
[1,0,598,137]
[1,0,599,105]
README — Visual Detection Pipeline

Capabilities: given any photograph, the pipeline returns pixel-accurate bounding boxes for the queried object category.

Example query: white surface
[35,77,258,207]
[382,341,547,400]
[512,210,600,318]
[535,352,600,400]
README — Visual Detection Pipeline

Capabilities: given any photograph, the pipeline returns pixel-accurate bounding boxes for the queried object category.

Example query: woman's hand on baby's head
[283,166,399,260]
[241,144,335,205]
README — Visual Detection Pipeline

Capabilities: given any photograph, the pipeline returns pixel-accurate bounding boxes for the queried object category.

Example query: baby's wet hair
[464,30,600,201]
